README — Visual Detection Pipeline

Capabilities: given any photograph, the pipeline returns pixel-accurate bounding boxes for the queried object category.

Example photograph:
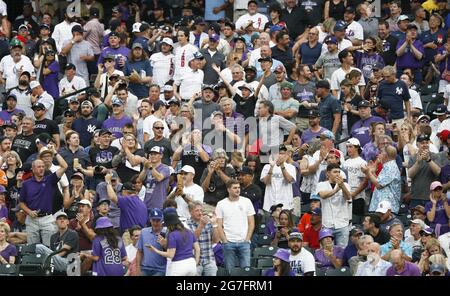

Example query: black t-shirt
[144,138,173,166]
[200,166,236,206]
[12,133,38,163]
[115,149,146,181]
[233,94,256,119]
[34,118,60,137]
[89,146,120,170]
[298,0,324,27]
[181,146,211,185]
[380,35,399,66]
[371,228,390,245]
[50,229,79,258]
[241,183,263,205]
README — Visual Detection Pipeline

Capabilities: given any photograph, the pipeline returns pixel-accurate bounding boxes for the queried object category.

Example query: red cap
[329,149,341,158]
[439,130,450,141]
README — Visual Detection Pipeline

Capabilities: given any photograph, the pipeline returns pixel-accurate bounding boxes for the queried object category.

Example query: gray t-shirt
[292,80,316,118]
[63,40,94,85]
[263,73,277,90]
[408,153,446,200]
[314,51,341,81]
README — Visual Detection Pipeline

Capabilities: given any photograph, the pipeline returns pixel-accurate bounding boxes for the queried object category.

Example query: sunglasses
[419,119,429,123]
[153,127,164,130]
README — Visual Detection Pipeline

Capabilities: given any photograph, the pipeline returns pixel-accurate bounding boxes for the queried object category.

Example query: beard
[367,254,379,264]
[19,80,28,86]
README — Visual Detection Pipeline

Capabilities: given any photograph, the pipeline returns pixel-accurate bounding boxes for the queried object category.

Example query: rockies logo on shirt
[396,87,403,95]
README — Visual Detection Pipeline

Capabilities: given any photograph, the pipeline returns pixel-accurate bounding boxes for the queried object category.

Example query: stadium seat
[256,258,274,268]
[255,234,272,246]
[325,267,352,276]
[420,84,439,95]
[424,94,444,116]
[216,266,229,276]
[18,253,50,276]
[229,267,261,276]
[256,223,267,235]
[315,264,325,276]
[252,246,278,258]
[0,264,18,276]
[397,214,411,227]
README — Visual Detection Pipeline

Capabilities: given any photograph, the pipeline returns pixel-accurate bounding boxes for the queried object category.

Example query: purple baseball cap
[319,228,334,241]
[95,217,114,229]
[273,248,290,263]
[209,33,220,42]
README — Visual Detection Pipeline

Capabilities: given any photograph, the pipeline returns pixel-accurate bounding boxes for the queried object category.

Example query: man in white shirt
[330,49,365,98]
[430,105,448,135]
[322,21,352,54]
[174,52,204,102]
[260,145,297,212]
[126,226,141,264]
[143,100,170,142]
[30,81,54,120]
[51,9,80,53]
[149,38,174,88]
[168,165,204,221]
[59,63,87,99]
[344,6,364,46]
[235,0,268,33]
[288,232,316,276]
[316,163,352,247]
[215,179,255,274]
[0,39,35,91]
[355,242,391,276]
[173,28,198,82]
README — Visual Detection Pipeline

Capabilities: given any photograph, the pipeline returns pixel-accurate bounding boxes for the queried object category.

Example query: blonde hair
[5,150,22,168]
[0,221,11,237]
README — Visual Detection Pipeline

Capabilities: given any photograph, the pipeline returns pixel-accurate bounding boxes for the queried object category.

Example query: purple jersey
[168,229,197,262]
[92,235,127,276]
[0,108,25,126]
[143,164,171,210]
[41,60,60,99]
[386,261,421,276]
[396,39,425,69]
[117,195,148,231]
[98,46,131,70]
[102,115,133,139]
[301,127,328,144]
[19,173,59,213]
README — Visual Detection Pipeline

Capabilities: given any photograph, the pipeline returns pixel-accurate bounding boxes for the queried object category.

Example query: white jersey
[343,157,367,201]
[235,13,268,31]
[37,91,55,120]
[173,43,198,81]
[142,115,170,140]
[321,39,352,54]
[59,75,87,97]
[174,68,204,102]
[149,52,175,88]
[0,55,35,91]
[346,21,364,42]
[97,70,124,99]
[52,20,80,53]
[330,67,365,98]
[260,163,297,212]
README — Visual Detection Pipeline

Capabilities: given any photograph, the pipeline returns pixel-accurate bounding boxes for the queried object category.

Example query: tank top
[329,0,346,21]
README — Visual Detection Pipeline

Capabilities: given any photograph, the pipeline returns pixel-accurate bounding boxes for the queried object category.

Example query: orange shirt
[297,213,311,233]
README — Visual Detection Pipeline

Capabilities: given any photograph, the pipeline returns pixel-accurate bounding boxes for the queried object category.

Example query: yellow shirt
[422,0,438,13]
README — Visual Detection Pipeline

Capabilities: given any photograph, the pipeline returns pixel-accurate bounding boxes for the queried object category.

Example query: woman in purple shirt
[314,228,344,273]
[263,248,296,276]
[425,181,450,230]
[0,222,17,264]
[39,49,59,100]
[90,217,128,276]
[147,209,200,276]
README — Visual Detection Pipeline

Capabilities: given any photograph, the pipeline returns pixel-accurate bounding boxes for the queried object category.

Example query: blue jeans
[332,225,349,247]
[197,260,218,276]
[141,267,165,276]
[223,242,251,273]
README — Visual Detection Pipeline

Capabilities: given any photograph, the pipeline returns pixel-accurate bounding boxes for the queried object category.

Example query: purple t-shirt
[0,205,7,219]
[354,51,385,81]
[19,173,59,213]
[0,243,17,261]
[167,229,197,262]
[102,115,133,139]
[438,46,450,74]
[263,268,296,276]
[98,46,131,70]
[351,116,386,148]
[117,195,148,231]
[143,164,171,210]
[301,127,328,144]
[315,246,345,272]
[0,108,25,126]
[425,199,450,226]
[92,235,127,276]
[386,261,421,276]
[42,60,60,100]
[396,39,425,69]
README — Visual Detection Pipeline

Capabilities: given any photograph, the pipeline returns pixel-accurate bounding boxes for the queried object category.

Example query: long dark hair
[276,260,292,276]
[95,227,120,249]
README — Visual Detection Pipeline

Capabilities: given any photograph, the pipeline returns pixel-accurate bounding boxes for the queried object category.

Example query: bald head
[386,145,397,160]
[390,249,403,263]
[259,32,270,45]
[32,159,46,178]
[260,45,272,57]
[368,242,381,255]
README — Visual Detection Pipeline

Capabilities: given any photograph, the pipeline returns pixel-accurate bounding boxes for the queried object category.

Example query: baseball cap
[161,38,174,47]
[31,102,46,110]
[209,33,220,42]
[6,93,17,101]
[279,81,293,90]
[270,25,283,34]
[18,24,29,31]
[133,22,142,32]
[308,109,320,118]
[112,98,124,106]
[349,225,364,236]
[288,231,303,241]
[153,100,167,111]
[77,199,92,207]
[430,181,443,191]
[274,65,285,73]
[68,96,79,104]
[409,219,426,229]
[71,25,85,33]
[316,80,330,89]
[139,23,150,33]
[397,15,409,23]
[345,6,356,14]
[98,129,112,136]
[89,7,100,17]
[258,56,273,63]
[420,227,434,235]
[132,43,143,49]
[318,130,335,141]
[9,38,23,48]
[167,98,180,106]
[372,62,384,71]
[407,24,418,30]
[328,149,341,158]
[429,263,445,274]
[109,31,120,38]
[30,81,41,89]
[375,200,392,214]
[181,165,195,175]
[71,172,84,180]
[202,84,215,91]
[97,199,111,206]
[95,217,114,229]
[244,66,257,73]
[334,21,347,32]
[410,205,425,216]
[163,85,174,92]
[239,166,254,175]
[212,110,224,118]
[193,51,204,60]
[81,100,93,108]
[433,104,447,116]
[194,17,206,25]
[122,182,135,191]
[65,63,76,71]
[149,146,164,154]
[3,122,17,130]
[416,134,430,142]
[269,203,283,213]
[238,84,254,92]
[311,207,322,216]
[346,138,361,147]
[310,193,320,201]
[439,130,450,142]
[40,23,50,30]
[358,100,371,108]
[149,208,163,220]
[54,211,68,220]
[63,109,76,117]
[274,249,294,263]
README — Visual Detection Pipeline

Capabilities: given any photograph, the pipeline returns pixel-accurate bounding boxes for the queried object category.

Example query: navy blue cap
[239,166,254,175]
[334,20,348,32]
[149,208,163,220]
[311,208,322,216]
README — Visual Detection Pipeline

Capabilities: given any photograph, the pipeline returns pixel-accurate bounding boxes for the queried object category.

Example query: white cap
[161,37,174,47]
[163,85,174,92]
[53,210,68,220]
[132,22,142,33]
[346,138,361,147]
[77,199,92,207]
[181,165,195,175]
[30,81,41,89]
[375,201,392,214]
[410,219,426,230]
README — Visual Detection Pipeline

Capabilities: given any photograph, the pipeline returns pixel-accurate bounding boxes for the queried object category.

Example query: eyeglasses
[419,119,429,123]
[105,60,114,63]
[153,127,164,130]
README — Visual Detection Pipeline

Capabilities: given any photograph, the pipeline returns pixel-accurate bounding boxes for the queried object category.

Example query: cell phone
[144,244,152,248]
